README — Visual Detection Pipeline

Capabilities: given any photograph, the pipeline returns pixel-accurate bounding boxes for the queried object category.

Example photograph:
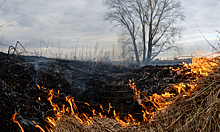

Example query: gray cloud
[0,0,219,59]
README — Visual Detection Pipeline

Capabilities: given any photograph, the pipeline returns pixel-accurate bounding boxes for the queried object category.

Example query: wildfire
[129,56,220,122]
[11,54,220,131]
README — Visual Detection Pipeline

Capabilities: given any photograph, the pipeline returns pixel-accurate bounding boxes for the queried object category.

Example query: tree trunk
[146,34,152,64]
[142,24,146,64]
[129,30,140,67]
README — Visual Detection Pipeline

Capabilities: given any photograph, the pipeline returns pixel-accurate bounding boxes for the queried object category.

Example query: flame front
[129,56,220,122]
[12,54,220,131]
[39,55,220,130]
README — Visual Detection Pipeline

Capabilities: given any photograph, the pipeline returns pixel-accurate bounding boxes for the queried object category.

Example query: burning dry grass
[51,74,220,132]
[146,72,220,132]
[52,57,220,132]
[9,52,219,132]
[54,115,140,132]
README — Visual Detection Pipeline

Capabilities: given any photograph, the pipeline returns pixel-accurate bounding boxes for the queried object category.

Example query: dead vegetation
[52,58,220,132]
[51,75,220,132]
[54,115,141,132]
[1,50,219,132]
[144,72,220,132]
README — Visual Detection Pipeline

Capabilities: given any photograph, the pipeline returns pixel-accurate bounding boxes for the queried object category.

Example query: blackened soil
[0,52,184,132]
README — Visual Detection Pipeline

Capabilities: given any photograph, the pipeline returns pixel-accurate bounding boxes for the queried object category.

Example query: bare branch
[0,15,24,28]
[0,0,6,8]
[193,18,217,51]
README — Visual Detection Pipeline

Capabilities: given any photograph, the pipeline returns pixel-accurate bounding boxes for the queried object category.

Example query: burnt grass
[0,52,187,132]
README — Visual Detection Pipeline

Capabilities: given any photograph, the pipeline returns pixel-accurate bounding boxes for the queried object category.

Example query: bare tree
[128,0,148,64]
[145,0,184,64]
[104,0,184,65]
[103,0,141,66]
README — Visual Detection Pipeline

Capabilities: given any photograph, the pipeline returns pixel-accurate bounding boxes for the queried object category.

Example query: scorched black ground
[0,52,189,131]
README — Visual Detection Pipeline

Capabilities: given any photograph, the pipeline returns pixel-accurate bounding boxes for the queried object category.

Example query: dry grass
[54,74,220,132]
[53,58,220,132]
[144,73,220,132]
[54,115,141,132]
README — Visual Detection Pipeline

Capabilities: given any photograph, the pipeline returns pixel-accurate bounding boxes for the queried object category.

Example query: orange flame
[129,79,141,103]
[11,110,24,132]
[38,97,41,101]
[46,116,56,128]
[85,102,90,106]
[41,56,220,129]
[47,89,61,119]
[128,56,220,122]
[32,120,45,132]
[108,103,112,114]
[66,95,78,115]
[100,104,104,113]
[37,84,41,90]
[126,114,140,125]
[37,84,47,90]
[12,54,219,131]
[113,110,129,126]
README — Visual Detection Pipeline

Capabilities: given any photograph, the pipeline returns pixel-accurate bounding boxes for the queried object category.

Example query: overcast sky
[0,0,219,60]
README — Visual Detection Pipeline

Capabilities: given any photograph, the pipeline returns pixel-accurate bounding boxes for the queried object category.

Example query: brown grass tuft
[145,73,220,132]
